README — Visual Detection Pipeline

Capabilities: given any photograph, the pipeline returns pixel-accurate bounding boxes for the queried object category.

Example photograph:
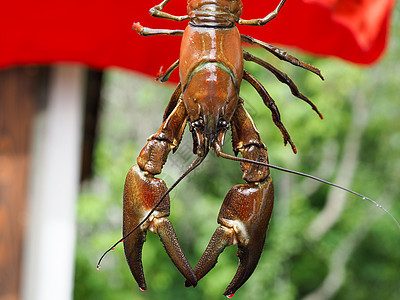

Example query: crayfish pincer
[122,0,324,296]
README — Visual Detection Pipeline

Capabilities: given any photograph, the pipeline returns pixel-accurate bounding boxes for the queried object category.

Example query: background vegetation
[74,4,400,300]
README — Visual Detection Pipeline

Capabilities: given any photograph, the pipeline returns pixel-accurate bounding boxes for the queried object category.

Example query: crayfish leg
[123,100,198,289]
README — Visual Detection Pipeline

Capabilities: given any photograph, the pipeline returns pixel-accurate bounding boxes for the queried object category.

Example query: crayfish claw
[123,228,148,290]
[189,179,274,295]
[153,218,198,287]
[123,165,197,289]
[185,226,234,287]
[223,239,264,296]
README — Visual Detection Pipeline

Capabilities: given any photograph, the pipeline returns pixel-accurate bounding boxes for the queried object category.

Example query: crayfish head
[189,113,230,158]
[184,64,239,158]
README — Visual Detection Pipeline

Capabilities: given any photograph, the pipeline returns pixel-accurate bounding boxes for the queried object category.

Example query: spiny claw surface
[123,165,197,290]
[186,178,273,295]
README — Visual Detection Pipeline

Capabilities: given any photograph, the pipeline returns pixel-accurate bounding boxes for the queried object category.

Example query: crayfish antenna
[217,151,400,232]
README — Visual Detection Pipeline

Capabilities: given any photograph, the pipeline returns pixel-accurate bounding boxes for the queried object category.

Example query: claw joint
[219,218,249,246]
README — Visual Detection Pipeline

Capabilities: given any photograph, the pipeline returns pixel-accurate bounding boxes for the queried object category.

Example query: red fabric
[0,0,396,78]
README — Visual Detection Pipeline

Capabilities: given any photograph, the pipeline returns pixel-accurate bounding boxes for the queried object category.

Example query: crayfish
[96,0,400,297]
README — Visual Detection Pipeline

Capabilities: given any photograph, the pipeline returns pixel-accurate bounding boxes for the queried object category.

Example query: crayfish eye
[218,119,229,129]
[190,119,204,130]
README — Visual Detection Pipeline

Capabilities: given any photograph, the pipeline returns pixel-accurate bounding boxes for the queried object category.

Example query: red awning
[0,0,396,77]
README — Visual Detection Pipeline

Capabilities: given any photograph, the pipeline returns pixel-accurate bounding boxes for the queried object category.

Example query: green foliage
[74,5,400,300]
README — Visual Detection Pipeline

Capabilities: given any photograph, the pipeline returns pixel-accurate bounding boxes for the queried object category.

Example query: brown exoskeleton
[96,0,400,297]
[125,0,323,296]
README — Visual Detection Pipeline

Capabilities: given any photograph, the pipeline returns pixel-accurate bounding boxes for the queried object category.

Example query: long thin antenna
[96,155,205,270]
[218,151,400,232]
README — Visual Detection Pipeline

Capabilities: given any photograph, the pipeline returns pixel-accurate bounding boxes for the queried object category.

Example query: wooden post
[0,67,47,300]
[0,65,87,300]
